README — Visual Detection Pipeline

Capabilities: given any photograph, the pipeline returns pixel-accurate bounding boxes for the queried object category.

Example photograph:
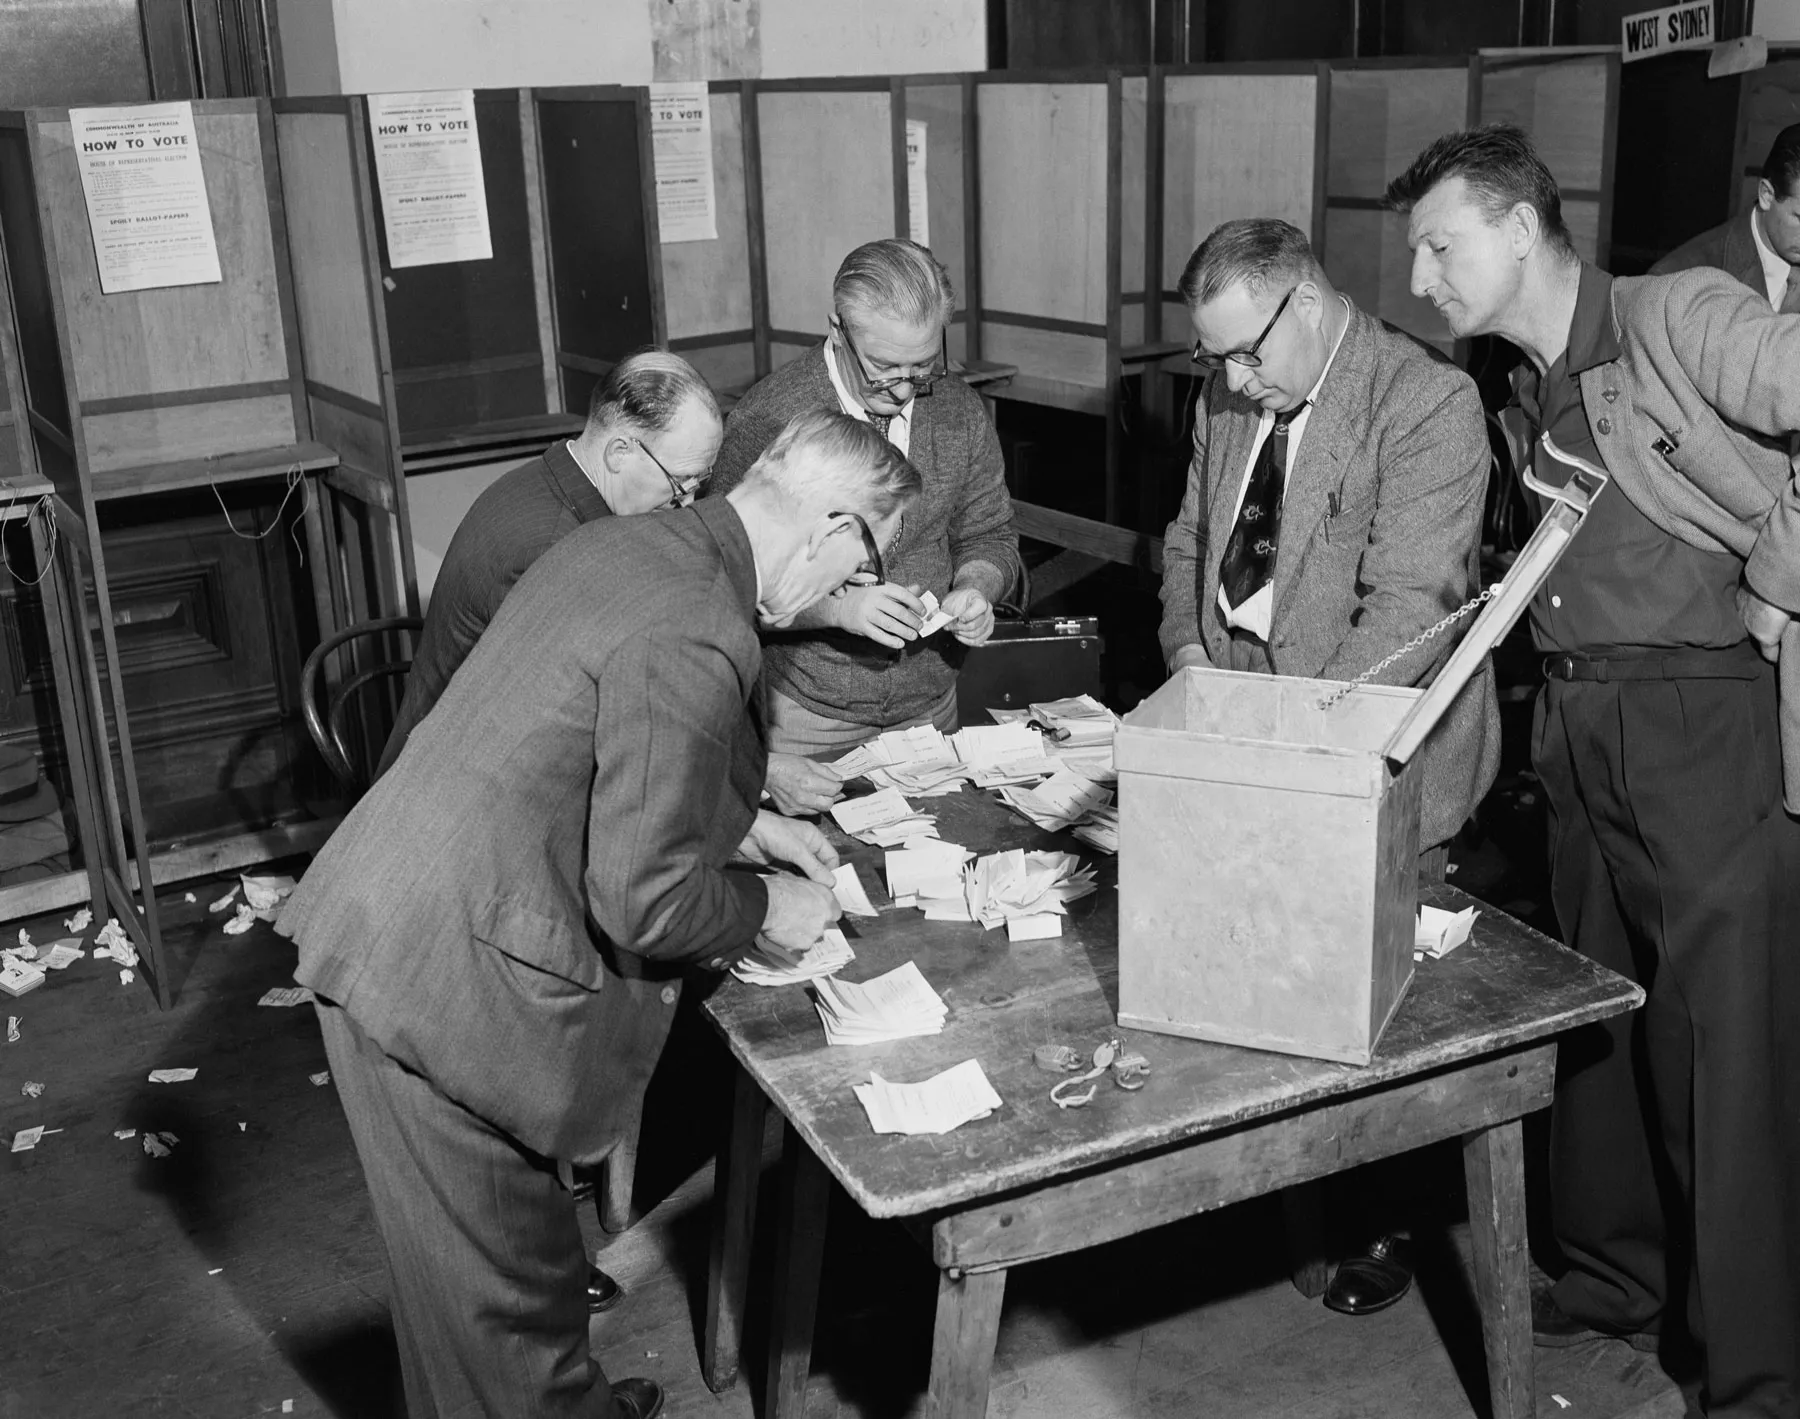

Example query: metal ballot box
[1114,434,1607,1065]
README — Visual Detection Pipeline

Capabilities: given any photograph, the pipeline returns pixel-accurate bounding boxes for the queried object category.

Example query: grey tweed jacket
[1159,299,1501,848]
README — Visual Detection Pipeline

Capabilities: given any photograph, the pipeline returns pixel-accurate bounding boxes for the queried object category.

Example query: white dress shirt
[825,333,913,457]
[1217,298,1353,642]
[1749,208,1794,312]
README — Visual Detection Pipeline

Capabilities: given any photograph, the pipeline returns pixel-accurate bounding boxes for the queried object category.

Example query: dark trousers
[315,1000,613,1419]
[1535,665,1800,1418]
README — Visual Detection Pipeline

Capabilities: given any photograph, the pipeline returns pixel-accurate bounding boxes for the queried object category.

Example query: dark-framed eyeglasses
[834,317,949,397]
[634,438,710,508]
[1191,286,1297,371]
[830,509,886,586]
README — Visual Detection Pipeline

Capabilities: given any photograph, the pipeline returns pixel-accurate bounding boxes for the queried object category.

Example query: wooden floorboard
[0,879,1687,1418]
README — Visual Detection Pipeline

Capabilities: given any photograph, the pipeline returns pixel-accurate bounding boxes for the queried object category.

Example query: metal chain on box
[1315,582,1506,711]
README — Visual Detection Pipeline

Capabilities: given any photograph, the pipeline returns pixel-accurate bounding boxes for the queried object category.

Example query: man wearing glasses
[1159,217,1499,1316]
[711,238,1021,760]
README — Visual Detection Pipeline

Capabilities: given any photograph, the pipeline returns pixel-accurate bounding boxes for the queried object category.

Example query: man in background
[282,410,916,1419]
[711,238,1020,756]
[1388,123,1800,1418]
[1652,122,1800,312]
[1160,217,1500,1318]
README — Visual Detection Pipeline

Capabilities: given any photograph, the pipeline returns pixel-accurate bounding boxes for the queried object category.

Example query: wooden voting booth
[0,97,410,1005]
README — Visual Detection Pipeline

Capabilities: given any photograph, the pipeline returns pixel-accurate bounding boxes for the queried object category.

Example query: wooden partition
[0,237,30,489]
[1473,48,1619,266]
[1322,59,1468,353]
[1735,56,1800,212]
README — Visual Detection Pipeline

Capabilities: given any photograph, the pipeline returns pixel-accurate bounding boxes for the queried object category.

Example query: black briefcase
[955,613,1104,724]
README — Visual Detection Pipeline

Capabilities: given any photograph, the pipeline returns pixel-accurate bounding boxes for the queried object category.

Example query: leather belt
[1541,644,1765,683]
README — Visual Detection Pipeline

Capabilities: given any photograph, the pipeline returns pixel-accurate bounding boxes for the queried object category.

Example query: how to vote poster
[69,102,222,295]
[650,82,718,244]
[368,90,493,268]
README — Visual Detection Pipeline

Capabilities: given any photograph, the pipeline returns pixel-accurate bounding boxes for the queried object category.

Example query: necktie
[1782,267,1800,316]
[867,412,893,440]
[1219,409,1304,612]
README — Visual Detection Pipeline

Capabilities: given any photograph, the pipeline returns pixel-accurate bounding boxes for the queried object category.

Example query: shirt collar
[1750,207,1792,296]
[1257,295,1353,424]
[547,439,614,523]
[824,332,913,426]
[1566,261,1621,376]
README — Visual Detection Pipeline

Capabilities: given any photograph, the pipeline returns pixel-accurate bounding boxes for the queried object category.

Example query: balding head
[575,348,722,515]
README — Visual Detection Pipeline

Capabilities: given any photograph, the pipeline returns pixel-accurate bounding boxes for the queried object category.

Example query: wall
[1758,0,1800,41]
[0,0,150,107]
[275,0,987,95]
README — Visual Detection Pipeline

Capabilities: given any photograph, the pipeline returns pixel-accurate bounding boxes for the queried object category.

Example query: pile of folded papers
[829,788,941,846]
[996,767,1114,833]
[814,960,948,1044]
[1069,803,1119,854]
[965,848,1099,941]
[885,838,975,915]
[733,927,855,986]
[853,1059,1002,1135]
[829,726,966,796]
[1415,905,1479,961]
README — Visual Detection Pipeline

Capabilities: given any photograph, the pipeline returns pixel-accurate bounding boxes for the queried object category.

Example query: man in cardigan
[1159,217,1501,1319]
[1651,122,1800,311]
[711,238,1021,755]
[1389,125,1800,1417]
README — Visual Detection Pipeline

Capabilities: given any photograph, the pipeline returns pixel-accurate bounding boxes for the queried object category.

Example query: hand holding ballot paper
[736,809,843,955]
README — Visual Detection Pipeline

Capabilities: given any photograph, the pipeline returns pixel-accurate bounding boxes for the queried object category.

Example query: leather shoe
[1322,1235,1413,1315]
[587,1264,624,1314]
[1531,1288,1658,1353]
[608,1378,664,1419]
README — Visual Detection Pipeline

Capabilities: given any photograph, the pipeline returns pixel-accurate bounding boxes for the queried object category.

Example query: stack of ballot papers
[996,768,1114,832]
[1069,802,1120,855]
[829,726,963,795]
[951,722,1060,787]
[1415,905,1480,960]
[854,1059,1002,1135]
[814,961,948,1044]
[965,849,1099,939]
[886,839,976,916]
[830,788,940,846]
[734,928,855,986]
[1029,695,1119,747]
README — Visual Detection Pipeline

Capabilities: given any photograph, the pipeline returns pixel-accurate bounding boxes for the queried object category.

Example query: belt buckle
[1544,654,1575,682]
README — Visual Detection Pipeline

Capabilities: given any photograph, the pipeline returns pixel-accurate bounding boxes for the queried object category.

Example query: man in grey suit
[1651,123,1800,312]
[1159,217,1501,1317]
[1388,124,1800,1415]
[279,410,919,1419]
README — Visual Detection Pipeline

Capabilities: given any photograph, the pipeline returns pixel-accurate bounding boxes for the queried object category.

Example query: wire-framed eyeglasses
[634,438,710,509]
[1190,286,1297,371]
[834,318,949,397]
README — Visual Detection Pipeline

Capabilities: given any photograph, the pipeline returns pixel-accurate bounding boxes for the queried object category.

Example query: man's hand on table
[763,753,845,817]
[829,581,926,649]
[737,808,840,884]
[941,587,995,647]
[760,874,842,956]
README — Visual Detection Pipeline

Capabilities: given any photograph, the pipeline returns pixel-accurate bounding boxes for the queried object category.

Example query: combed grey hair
[1177,218,1324,309]
[742,408,921,520]
[585,347,720,436]
[832,238,955,332]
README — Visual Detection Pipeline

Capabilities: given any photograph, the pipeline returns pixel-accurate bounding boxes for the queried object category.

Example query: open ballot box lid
[1114,442,1605,1065]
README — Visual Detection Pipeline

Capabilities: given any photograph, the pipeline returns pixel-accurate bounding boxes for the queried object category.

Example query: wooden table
[699,788,1641,1419]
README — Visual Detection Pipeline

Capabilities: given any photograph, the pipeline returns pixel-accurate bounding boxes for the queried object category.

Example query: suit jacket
[1159,300,1501,848]
[1555,268,1800,809]
[710,345,1021,726]
[281,498,770,1164]
[1650,209,1766,294]
[377,442,612,776]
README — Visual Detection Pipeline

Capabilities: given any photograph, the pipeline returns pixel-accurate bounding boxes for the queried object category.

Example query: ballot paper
[916,590,954,638]
[814,961,948,1045]
[11,1125,58,1153]
[1006,912,1063,942]
[1069,803,1120,855]
[831,726,965,796]
[996,770,1114,833]
[148,1068,198,1084]
[965,849,1098,931]
[37,940,84,971]
[885,839,974,903]
[1415,905,1479,960]
[733,928,854,987]
[257,986,316,1008]
[1029,695,1119,747]
[853,1059,1002,1136]
[830,788,920,837]
[831,864,878,918]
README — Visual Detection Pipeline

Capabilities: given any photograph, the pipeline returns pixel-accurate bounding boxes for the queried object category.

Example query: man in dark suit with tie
[279,409,919,1419]
[1651,123,1800,313]
[1159,217,1501,1317]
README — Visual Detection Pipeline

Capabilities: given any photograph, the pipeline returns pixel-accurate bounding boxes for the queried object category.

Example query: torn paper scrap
[148,1068,198,1084]
[257,986,316,1008]
[1416,905,1480,959]
[94,919,137,969]
[241,873,297,912]
[142,1131,177,1158]
[208,1267,222,1276]
[184,892,197,904]
[16,928,30,949]
[309,1071,331,1087]
[119,969,134,986]
[1551,1397,1571,1411]
[11,1126,46,1152]
[830,864,878,918]
[114,1128,137,1140]
[208,885,240,913]
[853,1059,1002,1135]
[223,903,257,935]
[64,906,92,934]
[5,1016,17,1043]
[21,1080,44,1098]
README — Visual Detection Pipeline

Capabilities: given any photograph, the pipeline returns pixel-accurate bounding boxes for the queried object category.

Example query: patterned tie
[867,412,893,440]
[1219,408,1305,612]
[1782,267,1800,316]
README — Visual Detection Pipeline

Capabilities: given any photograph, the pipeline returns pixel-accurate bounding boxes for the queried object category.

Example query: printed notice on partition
[650,82,717,243]
[368,90,492,268]
[69,103,220,294]
[905,119,930,248]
